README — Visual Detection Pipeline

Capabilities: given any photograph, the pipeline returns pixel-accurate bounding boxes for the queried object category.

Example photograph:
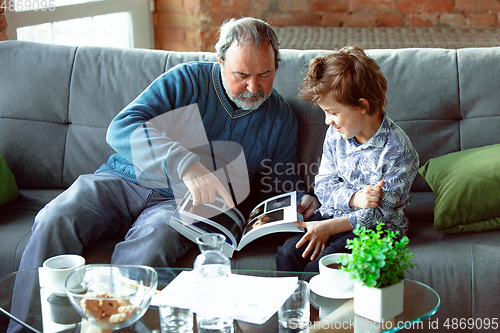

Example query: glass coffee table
[0,267,439,333]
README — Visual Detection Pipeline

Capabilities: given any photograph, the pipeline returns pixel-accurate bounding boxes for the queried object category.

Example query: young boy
[276,46,419,273]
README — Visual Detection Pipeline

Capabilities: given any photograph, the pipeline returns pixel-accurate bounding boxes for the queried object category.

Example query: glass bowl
[65,264,158,330]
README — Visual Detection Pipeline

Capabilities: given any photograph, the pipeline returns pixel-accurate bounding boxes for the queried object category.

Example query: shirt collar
[346,114,391,153]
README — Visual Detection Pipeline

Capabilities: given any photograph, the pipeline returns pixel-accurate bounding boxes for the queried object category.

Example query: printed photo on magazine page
[169,191,304,258]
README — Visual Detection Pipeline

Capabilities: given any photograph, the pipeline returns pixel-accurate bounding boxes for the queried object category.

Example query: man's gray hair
[215,17,281,69]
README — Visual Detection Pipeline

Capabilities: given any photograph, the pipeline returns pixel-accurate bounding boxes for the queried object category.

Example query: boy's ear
[358,98,370,114]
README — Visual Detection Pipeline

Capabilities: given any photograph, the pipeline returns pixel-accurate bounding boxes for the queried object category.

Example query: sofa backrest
[1,41,499,193]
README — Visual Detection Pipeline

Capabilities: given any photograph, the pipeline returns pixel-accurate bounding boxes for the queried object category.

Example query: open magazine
[170,191,304,258]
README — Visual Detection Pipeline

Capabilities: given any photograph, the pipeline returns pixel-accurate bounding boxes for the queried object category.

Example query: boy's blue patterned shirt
[315,115,419,234]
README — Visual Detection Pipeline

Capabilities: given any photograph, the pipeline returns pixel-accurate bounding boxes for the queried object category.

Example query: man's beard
[221,67,271,111]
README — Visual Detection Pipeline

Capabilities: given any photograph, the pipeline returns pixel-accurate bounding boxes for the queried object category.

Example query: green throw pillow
[0,151,19,207]
[418,143,500,233]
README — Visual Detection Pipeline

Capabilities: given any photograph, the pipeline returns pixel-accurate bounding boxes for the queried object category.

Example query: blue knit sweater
[97,62,302,200]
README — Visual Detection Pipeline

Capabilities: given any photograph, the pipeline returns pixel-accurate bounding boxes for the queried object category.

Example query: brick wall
[1,1,498,49]
[154,0,500,51]
[0,6,8,41]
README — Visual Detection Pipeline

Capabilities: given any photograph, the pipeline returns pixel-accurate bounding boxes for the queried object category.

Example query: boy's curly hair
[299,45,387,116]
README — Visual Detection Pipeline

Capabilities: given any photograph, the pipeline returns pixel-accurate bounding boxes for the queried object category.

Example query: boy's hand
[182,161,235,209]
[297,195,320,221]
[350,180,385,209]
[294,217,352,261]
[294,220,332,261]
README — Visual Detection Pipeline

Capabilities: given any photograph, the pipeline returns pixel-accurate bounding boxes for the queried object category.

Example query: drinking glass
[158,291,193,333]
[278,280,310,332]
[195,233,225,252]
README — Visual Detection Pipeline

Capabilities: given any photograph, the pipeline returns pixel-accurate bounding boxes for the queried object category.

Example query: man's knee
[112,224,193,267]
[33,203,69,234]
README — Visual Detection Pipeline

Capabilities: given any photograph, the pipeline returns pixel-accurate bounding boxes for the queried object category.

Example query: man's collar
[212,63,259,119]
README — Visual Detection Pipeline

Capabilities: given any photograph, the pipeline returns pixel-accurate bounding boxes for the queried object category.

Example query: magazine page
[237,191,304,250]
[171,205,238,257]
[177,192,246,249]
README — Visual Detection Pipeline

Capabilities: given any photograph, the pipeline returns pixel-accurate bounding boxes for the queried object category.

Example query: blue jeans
[18,173,194,271]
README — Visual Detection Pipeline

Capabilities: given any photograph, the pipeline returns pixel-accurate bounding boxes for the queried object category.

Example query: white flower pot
[353,280,404,323]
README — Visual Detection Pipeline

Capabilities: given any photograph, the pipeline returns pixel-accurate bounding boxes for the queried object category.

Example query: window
[5,0,154,48]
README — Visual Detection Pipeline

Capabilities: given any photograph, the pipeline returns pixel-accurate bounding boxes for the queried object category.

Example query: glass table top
[0,267,440,333]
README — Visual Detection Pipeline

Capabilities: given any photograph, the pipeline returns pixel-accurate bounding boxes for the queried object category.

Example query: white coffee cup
[319,253,353,291]
[41,254,86,294]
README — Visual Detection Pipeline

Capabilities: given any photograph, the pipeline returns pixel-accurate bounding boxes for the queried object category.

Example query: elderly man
[17,17,319,272]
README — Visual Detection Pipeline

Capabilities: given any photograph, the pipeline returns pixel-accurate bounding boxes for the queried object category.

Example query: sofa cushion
[0,151,19,206]
[0,189,64,278]
[418,143,500,233]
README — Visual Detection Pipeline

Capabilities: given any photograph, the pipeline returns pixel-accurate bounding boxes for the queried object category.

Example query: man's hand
[350,180,385,209]
[297,194,320,221]
[182,161,235,208]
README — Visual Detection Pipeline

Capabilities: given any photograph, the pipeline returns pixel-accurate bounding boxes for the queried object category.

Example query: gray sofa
[1,41,499,332]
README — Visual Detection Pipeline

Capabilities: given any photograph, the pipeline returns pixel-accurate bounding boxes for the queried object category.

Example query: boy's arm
[294,217,352,260]
[314,127,358,210]
[345,147,419,233]
[350,180,385,209]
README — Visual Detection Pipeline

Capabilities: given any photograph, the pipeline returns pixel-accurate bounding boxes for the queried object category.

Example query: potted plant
[340,223,415,323]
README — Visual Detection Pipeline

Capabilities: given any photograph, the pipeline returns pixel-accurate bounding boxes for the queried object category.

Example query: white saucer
[309,275,354,299]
